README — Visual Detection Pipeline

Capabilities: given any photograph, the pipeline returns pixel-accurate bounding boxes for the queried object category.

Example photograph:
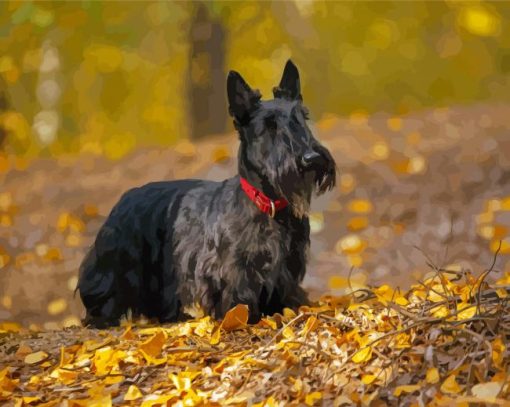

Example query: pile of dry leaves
[1,252,509,406]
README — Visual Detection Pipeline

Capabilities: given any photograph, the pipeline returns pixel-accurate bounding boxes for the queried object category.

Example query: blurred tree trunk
[0,77,8,149]
[188,2,226,140]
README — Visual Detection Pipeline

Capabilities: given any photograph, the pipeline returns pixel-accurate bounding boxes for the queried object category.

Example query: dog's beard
[313,145,337,195]
[267,153,336,219]
[265,159,311,219]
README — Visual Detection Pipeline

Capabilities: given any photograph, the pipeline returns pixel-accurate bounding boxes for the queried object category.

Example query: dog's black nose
[301,151,322,167]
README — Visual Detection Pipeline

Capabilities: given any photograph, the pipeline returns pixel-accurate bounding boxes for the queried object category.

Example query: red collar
[240,177,288,218]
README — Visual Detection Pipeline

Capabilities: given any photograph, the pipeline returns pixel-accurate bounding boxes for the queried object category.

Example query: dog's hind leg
[78,224,143,327]
[78,246,125,328]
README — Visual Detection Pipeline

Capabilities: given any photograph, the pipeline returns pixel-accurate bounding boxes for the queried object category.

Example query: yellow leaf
[58,346,72,367]
[495,288,507,299]
[24,351,49,365]
[22,396,40,404]
[496,272,510,286]
[457,304,476,321]
[430,305,449,318]
[137,327,168,336]
[441,374,462,394]
[491,239,510,254]
[492,337,505,368]
[140,395,173,407]
[221,304,249,331]
[120,325,135,340]
[210,326,221,345]
[92,347,127,375]
[0,367,18,392]
[362,374,377,385]
[169,371,200,392]
[394,385,420,396]
[49,368,78,385]
[124,384,143,401]
[282,326,295,339]
[139,329,167,358]
[139,349,167,366]
[426,367,439,384]
[103,375,124,384]
[69,394,112,407]
[394,332,411,349]
[305,392,322,406]
[0,321,22,333]
[373,284,393,306]
[283,307,296,318]
[471,382,502,402]
[259,317,278,330]
[92,347,114,375]
[252,396,277,407]
[352,346,372,363]
[301,316,319,336]
[193,316,215,337]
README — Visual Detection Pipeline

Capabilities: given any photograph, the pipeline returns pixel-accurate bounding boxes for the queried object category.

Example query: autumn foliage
[1,261,509,406]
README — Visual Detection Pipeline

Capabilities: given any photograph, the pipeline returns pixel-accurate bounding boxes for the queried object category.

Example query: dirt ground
[1,103,509,329]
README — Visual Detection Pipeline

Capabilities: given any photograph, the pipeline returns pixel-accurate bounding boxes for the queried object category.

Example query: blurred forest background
[0,1,510,329]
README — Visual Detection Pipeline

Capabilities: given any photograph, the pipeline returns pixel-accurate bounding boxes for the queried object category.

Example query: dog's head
[227,60,336,217]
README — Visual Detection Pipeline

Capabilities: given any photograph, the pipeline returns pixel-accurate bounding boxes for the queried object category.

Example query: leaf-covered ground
[1,259,509,406]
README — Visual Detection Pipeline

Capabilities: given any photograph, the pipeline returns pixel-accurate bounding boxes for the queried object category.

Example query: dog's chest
[234,217,291,274]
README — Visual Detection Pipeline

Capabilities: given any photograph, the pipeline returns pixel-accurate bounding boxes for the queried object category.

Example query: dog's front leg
[157,245,181,323]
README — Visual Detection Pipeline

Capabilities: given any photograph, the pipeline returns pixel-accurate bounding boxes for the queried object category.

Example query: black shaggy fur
[77,60,336,328]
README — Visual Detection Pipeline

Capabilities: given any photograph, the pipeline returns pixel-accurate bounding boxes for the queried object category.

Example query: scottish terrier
[77,60,336,328]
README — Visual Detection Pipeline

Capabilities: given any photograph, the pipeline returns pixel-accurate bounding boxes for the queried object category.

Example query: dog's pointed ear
[227,71,261,126]
[273,59,302,101]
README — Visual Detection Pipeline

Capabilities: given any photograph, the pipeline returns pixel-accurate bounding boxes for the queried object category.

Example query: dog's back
[78,179,215,327]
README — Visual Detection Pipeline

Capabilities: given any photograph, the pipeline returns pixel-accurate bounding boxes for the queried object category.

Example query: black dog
[77,60,336,328]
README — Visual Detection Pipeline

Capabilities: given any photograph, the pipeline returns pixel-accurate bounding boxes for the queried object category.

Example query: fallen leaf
[394,384,420,396]
[124,384,143,401]
[426,367,440,384]
[139,329,167,357]
[362,374,377,385]
[471,382,502,401]
[24,351,49,365]
[305,392,322,406]
[352,346,372,363]
[221,304,249,331]
[441,374,462,394]
[15,344,33,357]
